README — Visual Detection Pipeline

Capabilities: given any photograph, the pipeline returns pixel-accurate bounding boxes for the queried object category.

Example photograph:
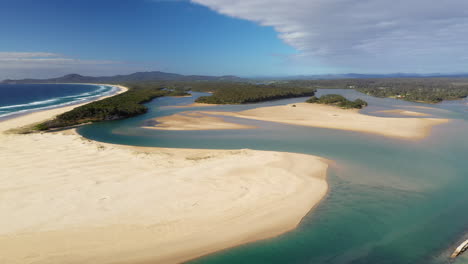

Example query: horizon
[1,0,468,80]
[5,70,468,82]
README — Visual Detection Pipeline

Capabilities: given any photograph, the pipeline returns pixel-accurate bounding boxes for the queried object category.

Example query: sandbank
[143,112,255,130]
[168,102,215,108]
[0,93,329,264]
[373,109,430,117]
[200,103,450,140]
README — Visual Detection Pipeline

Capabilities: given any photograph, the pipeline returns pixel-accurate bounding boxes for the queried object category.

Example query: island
[193,82,316,104]
[306,94,368,109]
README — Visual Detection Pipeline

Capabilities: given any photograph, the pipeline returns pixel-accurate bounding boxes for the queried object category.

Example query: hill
[1,71,244,84]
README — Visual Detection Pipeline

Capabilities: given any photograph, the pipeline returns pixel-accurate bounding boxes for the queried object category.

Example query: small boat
[450,239,468,259]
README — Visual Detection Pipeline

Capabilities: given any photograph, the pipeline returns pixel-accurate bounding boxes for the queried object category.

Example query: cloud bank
[0,52,147,80]
[192,0,468,73]
[0,52,120,69]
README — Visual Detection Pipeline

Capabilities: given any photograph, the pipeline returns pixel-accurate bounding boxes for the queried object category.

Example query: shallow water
[78,89,468,264]
[0,84,117,119]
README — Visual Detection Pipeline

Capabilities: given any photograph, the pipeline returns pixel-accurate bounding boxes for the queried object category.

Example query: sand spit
[200,103,450,140]
[167,102,216,108]
[0,94,329,264]
[143,112,256,130]
[373,109,430,117]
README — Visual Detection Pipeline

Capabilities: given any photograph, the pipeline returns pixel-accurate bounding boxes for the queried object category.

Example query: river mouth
[78,89,468,264]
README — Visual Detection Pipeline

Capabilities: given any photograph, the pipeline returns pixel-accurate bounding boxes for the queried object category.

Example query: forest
[191,82,316,104]
[35,83,189,130]
[34,82,315,130]
[275,78,468,103]
[34,77,468,130]
[306,94,368,109]
[355,80,468,103]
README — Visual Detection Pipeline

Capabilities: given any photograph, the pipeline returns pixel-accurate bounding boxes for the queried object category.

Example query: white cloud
[0,52,148,80]
[0,52,121,68]
[191,0,468,73]
[0,52,59,59]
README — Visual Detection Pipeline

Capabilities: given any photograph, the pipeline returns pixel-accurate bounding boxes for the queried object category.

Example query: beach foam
[0,84,117,119]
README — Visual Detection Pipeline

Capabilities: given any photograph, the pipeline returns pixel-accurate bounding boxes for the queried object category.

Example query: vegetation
[36,77,468,130]
[306,94,368,109]
[269,78,468,103]
[34,81,315,130]
[191,82,316,104]
[355,79,468,103]
[36,83,189,130]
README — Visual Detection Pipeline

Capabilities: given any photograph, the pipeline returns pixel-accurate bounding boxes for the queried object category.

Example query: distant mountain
[1,71,244,84]
[257,73,468,80]
[5,71,468,84]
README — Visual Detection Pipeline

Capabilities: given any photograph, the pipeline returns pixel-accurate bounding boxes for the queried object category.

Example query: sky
[1,0,468,79]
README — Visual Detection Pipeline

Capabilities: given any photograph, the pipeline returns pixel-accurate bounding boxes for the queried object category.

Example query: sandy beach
[192,103,450,140]
[143,111,256,130]
[373,109,430,117]
[168,102,215,108]
[0,90,329,264]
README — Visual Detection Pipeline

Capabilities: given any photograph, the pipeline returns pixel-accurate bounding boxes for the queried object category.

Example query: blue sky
[0,0,303,79]
[1,0,468,79]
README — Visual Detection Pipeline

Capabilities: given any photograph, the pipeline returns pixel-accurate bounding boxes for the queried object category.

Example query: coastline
[372,109,431,117]
[0,83,126,122]
[168,102,215,108]
[196,103,450,140]
[0,90,330,264]
[143,111,256,130]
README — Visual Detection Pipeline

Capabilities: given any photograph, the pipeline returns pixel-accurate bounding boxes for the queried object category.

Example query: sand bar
[372,109,430,117]
[0,91,329,264]
[167,102,215,108]
[198,103,450,140]
[143,112,255,130]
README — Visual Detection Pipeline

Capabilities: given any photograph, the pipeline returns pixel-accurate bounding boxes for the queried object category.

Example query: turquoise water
[78,90,468,264]
[0,84,117,119]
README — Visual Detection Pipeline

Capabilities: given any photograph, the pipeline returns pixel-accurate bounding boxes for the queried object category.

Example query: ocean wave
[60,85,109,99]
[0,85,118,119]
[0,98,60,110]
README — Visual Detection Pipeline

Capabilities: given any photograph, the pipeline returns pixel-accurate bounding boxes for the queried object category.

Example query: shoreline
[196,103,450,140]
[143,111,256,131]
[167,102,216,108]
[140,103,450,139]
[0,83,127,122]
[0,91,330,264]
[372,109,431,117]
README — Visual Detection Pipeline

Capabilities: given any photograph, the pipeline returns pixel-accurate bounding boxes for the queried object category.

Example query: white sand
[373,109,430,117]
[0,91,329,264]
[143,112,255,130]
[202,103,450,140]
[167,102,215,108]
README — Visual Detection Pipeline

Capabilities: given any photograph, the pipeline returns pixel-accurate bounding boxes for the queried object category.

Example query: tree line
[273,78,468,103]
[35,77,468,131]
[34,81,315,130]
[306,94,368,109]
[191,82,316,104]
[35,83,189,130]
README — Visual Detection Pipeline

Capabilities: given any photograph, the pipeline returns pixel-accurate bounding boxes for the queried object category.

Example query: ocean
[0,84,117,119]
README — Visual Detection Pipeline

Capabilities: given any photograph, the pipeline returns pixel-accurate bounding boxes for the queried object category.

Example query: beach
[168,102,215,108]
[372,109,431,117]
[143,111,256,130]
[186,103,449,140]
[0,89,329,264]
